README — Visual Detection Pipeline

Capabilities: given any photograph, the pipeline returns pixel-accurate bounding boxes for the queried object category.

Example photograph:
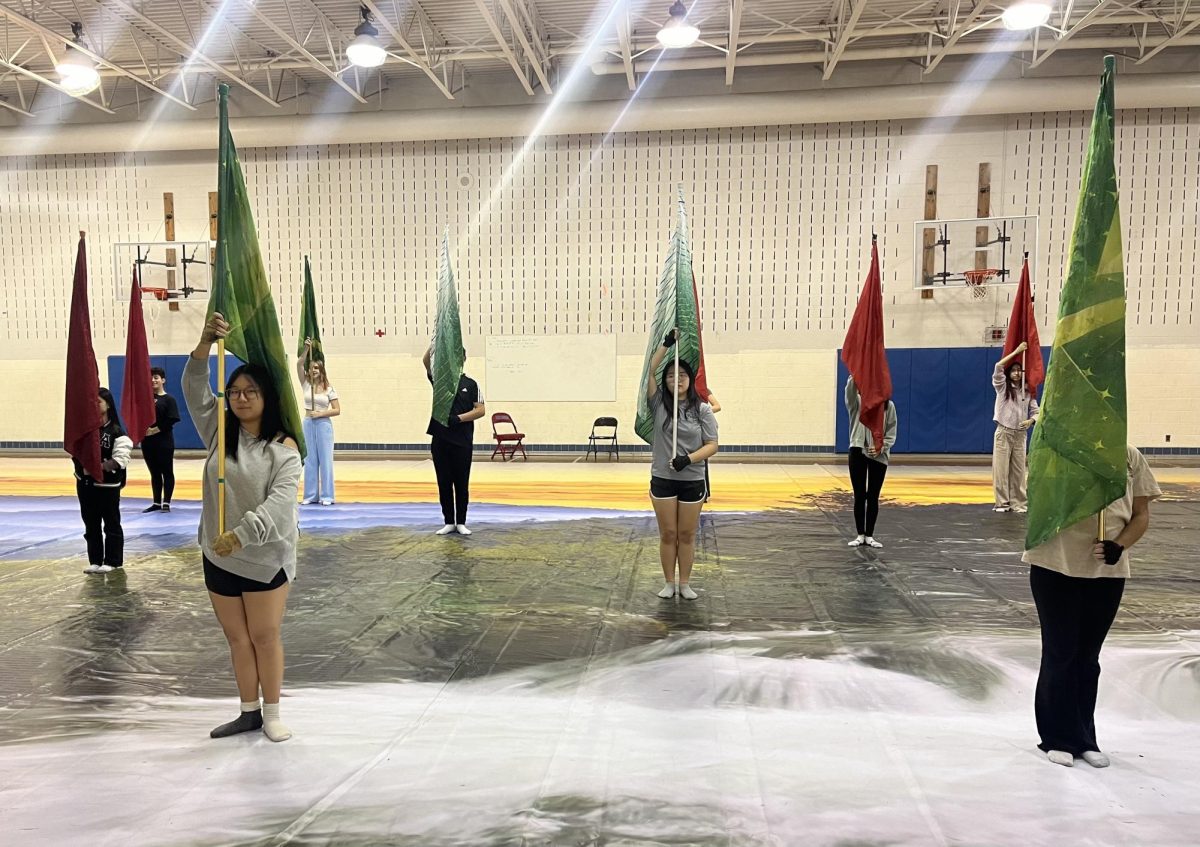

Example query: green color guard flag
[430,229,465,427]
[1025,56,1126,550]
[297,256,324,364]
[635,186,702,444]
[211,83,306,458]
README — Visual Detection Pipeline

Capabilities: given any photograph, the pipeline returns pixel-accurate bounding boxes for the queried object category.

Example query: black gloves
[671,454,692,472]
[445,413,459,427]
[1100,540,1124,566]
[101,459,120,472]
[663,331,677,348]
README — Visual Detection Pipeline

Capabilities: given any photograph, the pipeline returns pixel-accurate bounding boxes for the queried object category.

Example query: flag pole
[217,337,226,534]
[672,330,679,459]
[1022,252,1029,396]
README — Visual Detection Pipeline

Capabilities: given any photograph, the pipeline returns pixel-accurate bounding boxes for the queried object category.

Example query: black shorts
[650,476,707,504]
[203,556,288,597]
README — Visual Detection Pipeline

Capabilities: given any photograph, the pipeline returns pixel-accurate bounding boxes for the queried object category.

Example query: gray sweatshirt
[183,356,302,583]
[845,376,898,465]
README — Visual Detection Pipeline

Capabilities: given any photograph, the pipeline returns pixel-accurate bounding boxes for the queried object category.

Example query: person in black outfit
[142,366,181,513]
[422,347,486,536]
[77,388,133,574]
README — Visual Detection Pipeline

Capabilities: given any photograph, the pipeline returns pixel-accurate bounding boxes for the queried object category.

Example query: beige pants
[993,425,1028,509]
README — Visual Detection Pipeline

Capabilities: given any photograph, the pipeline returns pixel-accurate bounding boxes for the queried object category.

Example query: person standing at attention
[142,366,181,513]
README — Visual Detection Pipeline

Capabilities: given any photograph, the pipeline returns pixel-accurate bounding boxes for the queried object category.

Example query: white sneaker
[865,537,883,549]
[435,524,456,535]
[848,535,866,547]
[656,583,675,599]
[83,563,103,574]
[993,506,1010,513]
[455,524,472,536]
[679,584,698,600]
[1081,750,1110,768]
[320,499,333,506]
[1046,750,1074,767]
[96,564,115,573]
[300,499,316,506]
[1012,506,1027,514]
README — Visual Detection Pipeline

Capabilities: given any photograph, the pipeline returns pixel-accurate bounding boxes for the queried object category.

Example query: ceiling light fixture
[347,6,387,68]
[55,22,101,96]
[1001,1,1053,31]
[656,1,700,49]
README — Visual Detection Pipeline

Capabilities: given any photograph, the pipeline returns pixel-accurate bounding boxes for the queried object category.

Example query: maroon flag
[1002,256,1045,395]
[64,232,103,480]
[841,237,893,446]
[121,266,156,446]
[690,272,711,401]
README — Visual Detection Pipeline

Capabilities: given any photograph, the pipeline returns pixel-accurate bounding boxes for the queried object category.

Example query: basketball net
[963,269,998,300]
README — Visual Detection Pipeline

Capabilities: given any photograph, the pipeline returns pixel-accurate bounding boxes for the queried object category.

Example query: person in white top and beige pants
[992,342,1039,513]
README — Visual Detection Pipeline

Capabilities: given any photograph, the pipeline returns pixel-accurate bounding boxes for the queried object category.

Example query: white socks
[455,524,472,536]
[261,702,292,742]
[435,524,456,535]
[848,535,866,547]
[657,582,675,598]
[657,583,698,599]
[679,584,698,600]
[1046,750,1074,767]
[1082,750,1110,768]
[865,537,883,548]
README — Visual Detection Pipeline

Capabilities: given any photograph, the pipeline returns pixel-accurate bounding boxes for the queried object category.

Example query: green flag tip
[1103,54,1115,72]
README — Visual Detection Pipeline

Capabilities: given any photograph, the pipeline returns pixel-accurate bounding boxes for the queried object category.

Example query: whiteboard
[485,335,616,402]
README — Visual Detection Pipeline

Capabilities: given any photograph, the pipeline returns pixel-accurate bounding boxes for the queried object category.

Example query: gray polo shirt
[650,395,718,481]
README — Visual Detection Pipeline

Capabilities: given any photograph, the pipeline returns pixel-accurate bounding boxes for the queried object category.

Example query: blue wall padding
[836,346,1050,454]
[107,354,243,450]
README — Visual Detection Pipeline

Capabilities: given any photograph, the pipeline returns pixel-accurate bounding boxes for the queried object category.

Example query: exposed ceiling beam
[924,0,993,74]
[0,55,117,114]
[97,0,281,107]
[1135,13,1200,62]
[473,0,536,95]
[726,0,744,86]
[1030,0,1117,68]
[362,0,454,99]
[823,0,869,80]
[495,0,552,92]
[616,3,635,91]
[0,5,195,110]
[231,0,368,104]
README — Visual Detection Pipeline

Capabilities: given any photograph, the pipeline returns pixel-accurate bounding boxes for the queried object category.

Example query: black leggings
[142,438,176,504]
[848,446,888,536]
[1029,566,1125,755]
[431,440,473,525]
[77,481,124,566]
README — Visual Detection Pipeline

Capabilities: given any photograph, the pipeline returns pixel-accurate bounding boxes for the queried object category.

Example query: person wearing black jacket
[76,388,133,574]
[142,366,181,513]
[422,347,486,536]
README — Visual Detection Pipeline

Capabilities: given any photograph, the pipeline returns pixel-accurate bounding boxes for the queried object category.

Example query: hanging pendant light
[347,5,387,68]
[656,1,700,49]
[1001,1,1053,31]
[55,23,101,96]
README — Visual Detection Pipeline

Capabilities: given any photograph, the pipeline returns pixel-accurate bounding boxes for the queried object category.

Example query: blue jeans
[302,416,335,503]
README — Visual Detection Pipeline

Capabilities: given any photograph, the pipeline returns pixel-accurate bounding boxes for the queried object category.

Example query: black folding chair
[586,417,619,461]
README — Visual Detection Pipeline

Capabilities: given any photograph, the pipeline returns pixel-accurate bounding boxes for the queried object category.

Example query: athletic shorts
[649,476,707,504]
[203,556,288,597]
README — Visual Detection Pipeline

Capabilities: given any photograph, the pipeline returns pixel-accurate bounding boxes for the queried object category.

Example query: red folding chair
[490,412,528,461]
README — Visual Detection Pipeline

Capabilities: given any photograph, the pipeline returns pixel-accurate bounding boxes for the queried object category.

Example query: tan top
[1022,445,1161,579]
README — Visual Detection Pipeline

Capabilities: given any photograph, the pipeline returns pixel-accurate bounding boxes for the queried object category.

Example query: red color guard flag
[841,237,893,446]
[1003,256,1045,394]
[121,266,157,445]
[690,272,711,401]
[64,233,104,479]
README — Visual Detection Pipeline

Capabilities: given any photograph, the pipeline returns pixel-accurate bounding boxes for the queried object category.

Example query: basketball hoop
[963,268,999,299]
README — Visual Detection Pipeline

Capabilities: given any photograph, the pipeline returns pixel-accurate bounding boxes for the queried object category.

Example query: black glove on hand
[663,331,677,348]
[1101,540,1124,566]
[445,413,459,427]
[101,459,119,472]
[671,454,692,472]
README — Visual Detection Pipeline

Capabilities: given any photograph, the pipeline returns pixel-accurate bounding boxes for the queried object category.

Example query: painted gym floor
[1,456,1198,846]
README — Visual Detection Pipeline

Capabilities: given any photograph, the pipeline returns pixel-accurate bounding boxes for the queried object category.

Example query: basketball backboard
[912,215,1037,292]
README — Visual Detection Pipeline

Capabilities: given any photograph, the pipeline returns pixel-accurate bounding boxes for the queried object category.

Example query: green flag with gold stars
[1025,56,1126,551]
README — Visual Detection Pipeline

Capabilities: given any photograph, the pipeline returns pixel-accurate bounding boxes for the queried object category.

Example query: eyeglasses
[226,388,260,401]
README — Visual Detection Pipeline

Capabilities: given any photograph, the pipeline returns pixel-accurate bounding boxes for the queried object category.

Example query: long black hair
[224,363,297,461]
[1004,362,1024,403]
[97,387,126,437]
[658,357,701,436]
